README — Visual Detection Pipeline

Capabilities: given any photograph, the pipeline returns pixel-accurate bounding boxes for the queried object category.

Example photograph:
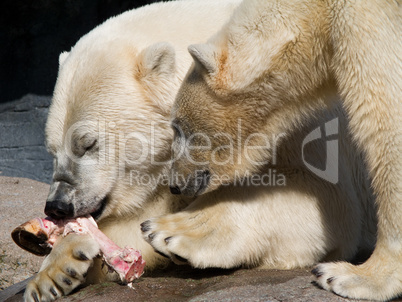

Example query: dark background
[0,0,161,182]
[0,0,161,104]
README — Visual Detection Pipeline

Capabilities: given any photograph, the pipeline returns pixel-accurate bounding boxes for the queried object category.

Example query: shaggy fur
[169,0,402,300]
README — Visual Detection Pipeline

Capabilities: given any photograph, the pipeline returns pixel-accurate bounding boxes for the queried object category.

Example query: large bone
[11,216,145,284]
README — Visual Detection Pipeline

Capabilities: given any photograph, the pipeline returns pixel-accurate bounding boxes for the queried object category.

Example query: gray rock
[0,94,53,183]
[5,267,391,302]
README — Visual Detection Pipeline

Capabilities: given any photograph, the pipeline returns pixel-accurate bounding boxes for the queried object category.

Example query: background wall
[0,0,161,182]
[0,0,160,104]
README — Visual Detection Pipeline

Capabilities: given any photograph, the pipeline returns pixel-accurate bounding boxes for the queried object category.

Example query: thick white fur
[172,0,402,300]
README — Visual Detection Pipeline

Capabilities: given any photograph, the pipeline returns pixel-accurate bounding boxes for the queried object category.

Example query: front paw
[24,233,99,302]
[139,210,228,269]
[140,218,189,265]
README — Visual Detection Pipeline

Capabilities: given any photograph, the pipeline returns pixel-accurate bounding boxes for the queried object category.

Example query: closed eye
[84,138,97,152]
[76,135,98,157]
[172,125,182,139]
[171,118,186,140]
[171,118,180,131]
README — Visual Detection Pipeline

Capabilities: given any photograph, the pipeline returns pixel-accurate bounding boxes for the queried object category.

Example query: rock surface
[0,94,53,183]
[2,267,356,302]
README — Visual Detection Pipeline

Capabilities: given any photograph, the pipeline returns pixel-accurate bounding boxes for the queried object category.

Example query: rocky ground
[0,177,47,291]
[1,266,354,302]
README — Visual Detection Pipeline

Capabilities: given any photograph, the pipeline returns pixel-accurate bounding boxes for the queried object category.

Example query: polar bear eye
[172,126,182,138]
[171,119,185,139]
[75,135,97,157]
[84,138,97,152]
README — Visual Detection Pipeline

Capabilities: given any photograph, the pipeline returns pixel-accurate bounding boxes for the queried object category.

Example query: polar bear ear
[140,42,176,76]
[136,43,177,113]
[59,51,69,66]
[188,44,217,74]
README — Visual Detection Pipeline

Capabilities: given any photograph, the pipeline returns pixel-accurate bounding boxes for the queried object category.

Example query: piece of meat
[11,216,145,284]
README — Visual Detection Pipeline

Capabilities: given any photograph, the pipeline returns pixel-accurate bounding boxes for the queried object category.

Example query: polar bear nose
[169,186,181,195]
[45,200,74,219]
[45,181,75,219]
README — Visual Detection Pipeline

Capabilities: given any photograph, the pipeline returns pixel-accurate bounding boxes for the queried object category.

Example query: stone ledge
[0,94,53,183]
[4,266,381,302]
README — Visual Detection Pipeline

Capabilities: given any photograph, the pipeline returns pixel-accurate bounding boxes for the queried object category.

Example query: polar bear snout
[45,181,76,219]
[44,180,107,220]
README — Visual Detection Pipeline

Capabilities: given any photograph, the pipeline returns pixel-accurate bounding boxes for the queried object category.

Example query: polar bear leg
[141,183,351,270]
[313,2,402,300]
[141,199,248,269]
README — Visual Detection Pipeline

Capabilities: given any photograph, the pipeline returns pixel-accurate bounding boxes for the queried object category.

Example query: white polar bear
[167,0,402,301]
[24,0,379,301]
[24,1,241,301]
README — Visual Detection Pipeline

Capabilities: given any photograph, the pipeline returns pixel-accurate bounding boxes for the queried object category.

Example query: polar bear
[164,0,402,301]
[23,1,242,301]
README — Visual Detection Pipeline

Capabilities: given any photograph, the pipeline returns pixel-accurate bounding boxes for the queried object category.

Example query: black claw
[50,287,58,297]
[140,221,151,233]
[63,277,72,286]
[66,267,77,278]
[327,277,335,284]
[148,233,155,242]
[77,251,89,261]
[32,292,40,302]
[173,254,188,263]
[311,267,323,278]
[164,236,172,244]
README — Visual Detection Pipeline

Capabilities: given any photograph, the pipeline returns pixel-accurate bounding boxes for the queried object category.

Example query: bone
[11,216,145,284]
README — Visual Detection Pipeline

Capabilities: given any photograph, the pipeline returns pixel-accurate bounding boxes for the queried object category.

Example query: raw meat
[11,216,145,284]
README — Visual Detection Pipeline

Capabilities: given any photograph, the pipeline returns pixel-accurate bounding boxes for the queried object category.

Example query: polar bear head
[170,1,336,197]
[44,40,177,220]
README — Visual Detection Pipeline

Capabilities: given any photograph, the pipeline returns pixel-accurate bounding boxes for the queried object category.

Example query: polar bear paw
[141,212,223,268]
[140,216,196,266]
[24,233,99,302]
[312,255,402,301]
